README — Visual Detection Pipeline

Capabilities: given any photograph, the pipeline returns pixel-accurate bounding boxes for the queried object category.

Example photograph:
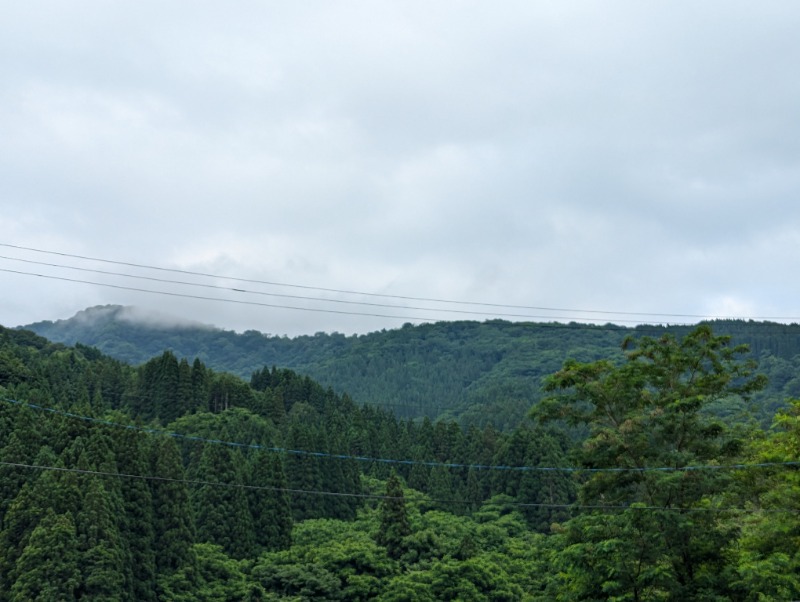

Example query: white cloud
[2,1,800,334]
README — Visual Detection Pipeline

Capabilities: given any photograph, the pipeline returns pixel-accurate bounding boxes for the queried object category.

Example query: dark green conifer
[190,358,209,411]
[9,510,80,602]
[0,447,81,598]
[248,450,292,551]
[177,358,193,417]
[150,437,195,577]
[427,465,454,510]
[193,444,255,559]
[377,473,411,560]
[114,429,157,601]
[285,421,323,521]
[75,478,127,600]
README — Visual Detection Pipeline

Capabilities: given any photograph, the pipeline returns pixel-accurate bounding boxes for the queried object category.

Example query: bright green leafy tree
[535,325,766,600]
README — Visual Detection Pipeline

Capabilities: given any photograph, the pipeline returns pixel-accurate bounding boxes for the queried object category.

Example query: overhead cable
[0,254,675,323]
[0,268,438,322]
[5,396,799,474]
[5,242,797,322]
[1,460,793,514]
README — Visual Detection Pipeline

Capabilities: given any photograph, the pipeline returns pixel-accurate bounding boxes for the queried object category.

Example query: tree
[9,510,80,602]
[190,358,209,412]
[192,444,255,559]
[0,447,81,599]
[248,450,293,552]
[535,325,766,600]
[158,543,264,602]
[75,478,127,600]
[137,351,180,422]
[114,429,157,602]
[377,473,411,560]
[730,399,800,600]
[284,419,323,521]
[150,437,195,578]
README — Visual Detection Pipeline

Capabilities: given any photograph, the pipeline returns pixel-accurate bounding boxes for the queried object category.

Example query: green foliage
[192,445,255,559]
[159,543,264,602]
[9,510,80,602]
[75,478,127,600]
[3,319,800,599]
[728,399,800,600]
[536,325,768,600]
[26,308,800,427]
[151,436,195,578]
[249,450,293,552]
[377,473,411,559]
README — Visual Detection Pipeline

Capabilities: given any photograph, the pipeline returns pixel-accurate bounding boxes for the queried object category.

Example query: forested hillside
[2,322,799,599]
[24,306,800,427]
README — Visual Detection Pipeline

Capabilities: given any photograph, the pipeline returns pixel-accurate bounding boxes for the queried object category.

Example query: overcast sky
[2,1,800,336]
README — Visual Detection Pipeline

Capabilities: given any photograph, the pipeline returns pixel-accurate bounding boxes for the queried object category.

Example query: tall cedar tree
[75,478,127,600]
[377,473,411,559]
[113,428,157,602]
[192,443,255,559]
[150,437,195,577]
[285,419,323,521]
[8,510,81,602]
[248,450,293,552]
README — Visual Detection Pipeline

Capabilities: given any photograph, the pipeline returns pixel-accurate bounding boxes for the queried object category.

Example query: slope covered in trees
[24,306,800,427]
[1,323,799,599]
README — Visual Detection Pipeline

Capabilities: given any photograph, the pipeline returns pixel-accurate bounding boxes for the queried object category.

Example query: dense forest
[1,320,799,600]
[24,305,800,427]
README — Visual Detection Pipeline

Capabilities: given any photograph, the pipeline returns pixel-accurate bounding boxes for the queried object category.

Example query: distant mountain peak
[28,304,219,332]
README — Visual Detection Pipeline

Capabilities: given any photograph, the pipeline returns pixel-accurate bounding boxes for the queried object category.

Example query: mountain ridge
[20,305,800,427]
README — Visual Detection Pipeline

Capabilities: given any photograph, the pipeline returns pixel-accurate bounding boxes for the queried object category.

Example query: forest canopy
[1,322,799,600]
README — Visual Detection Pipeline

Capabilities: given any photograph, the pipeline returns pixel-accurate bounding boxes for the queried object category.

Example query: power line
[0,460,386,500]
[6,396,799,475]
[2,267,701,327]
[1,460,793,514]
[5,242,797,322]
[0,268,438,322]
[0,254,678,323]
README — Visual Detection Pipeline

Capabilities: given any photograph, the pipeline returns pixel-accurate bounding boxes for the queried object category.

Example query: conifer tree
[0,447,81,599]
[517,431,575,531]
[114,429,157,601]
[137,351,180,422]
[427,464,454,510]
[317,432,356,520]
[193,443,255,559]
[407,460,431,494]
[150,437,195,577]
[377,473,411,560]
[75,478,127,600]
[285,421,323,521]
[248,450,292,552]
[464,468,483,514]
[0,423,41,525]
[177,358,193,418]
[9,510,80,602]
[191,357,209,411]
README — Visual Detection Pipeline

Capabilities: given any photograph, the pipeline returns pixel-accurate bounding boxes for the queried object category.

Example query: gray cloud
[2,1,800,335]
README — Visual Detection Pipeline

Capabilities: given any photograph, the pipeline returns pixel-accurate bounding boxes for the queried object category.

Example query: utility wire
[0,267,705,328]
[0,460,387,500]
[5,242,797,322]
[5,396,799,474]
[0,254,675,323]
[1,460,794,514]
[0,268,438,322]
[1,266,697,326]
